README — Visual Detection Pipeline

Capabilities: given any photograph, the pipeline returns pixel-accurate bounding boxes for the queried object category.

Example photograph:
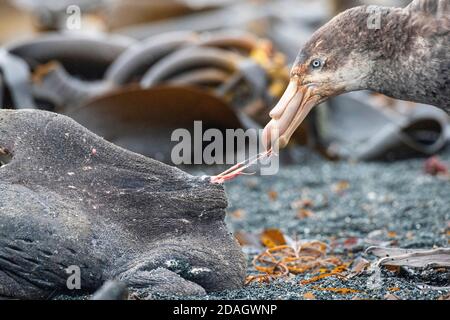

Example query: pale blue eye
[311,59,322,69]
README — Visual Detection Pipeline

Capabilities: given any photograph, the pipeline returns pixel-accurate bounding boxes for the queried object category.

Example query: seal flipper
[119,267,206,299]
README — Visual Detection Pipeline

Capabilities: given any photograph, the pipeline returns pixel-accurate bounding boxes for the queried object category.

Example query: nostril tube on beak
[269,79,302,120]
[263,79,320,151]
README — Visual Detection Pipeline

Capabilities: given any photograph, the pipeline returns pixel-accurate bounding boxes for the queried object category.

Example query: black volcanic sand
[159,146,450,300]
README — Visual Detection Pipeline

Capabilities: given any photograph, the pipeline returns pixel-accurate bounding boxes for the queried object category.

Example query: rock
[366,246,450,268]
[0,109,246,299]
[91,280,129,300]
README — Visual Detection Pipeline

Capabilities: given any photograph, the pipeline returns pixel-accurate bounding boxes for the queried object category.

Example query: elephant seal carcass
[0,109,246,299]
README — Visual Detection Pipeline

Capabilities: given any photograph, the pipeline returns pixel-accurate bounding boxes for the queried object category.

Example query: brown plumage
[263,0,449,150]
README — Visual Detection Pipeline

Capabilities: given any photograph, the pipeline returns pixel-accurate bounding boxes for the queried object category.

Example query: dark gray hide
[0,110,246,299]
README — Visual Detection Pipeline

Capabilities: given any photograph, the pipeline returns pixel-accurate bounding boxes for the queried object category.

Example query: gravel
[173,146,450,300]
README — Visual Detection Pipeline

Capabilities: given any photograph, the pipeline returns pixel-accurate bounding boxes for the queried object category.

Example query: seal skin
[0,110,246,299]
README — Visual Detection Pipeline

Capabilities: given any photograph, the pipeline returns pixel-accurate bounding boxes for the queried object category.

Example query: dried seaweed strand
[311,286,360,294]
[246,241,344,285]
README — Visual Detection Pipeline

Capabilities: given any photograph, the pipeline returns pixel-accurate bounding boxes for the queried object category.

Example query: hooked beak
[262,77,321,150]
